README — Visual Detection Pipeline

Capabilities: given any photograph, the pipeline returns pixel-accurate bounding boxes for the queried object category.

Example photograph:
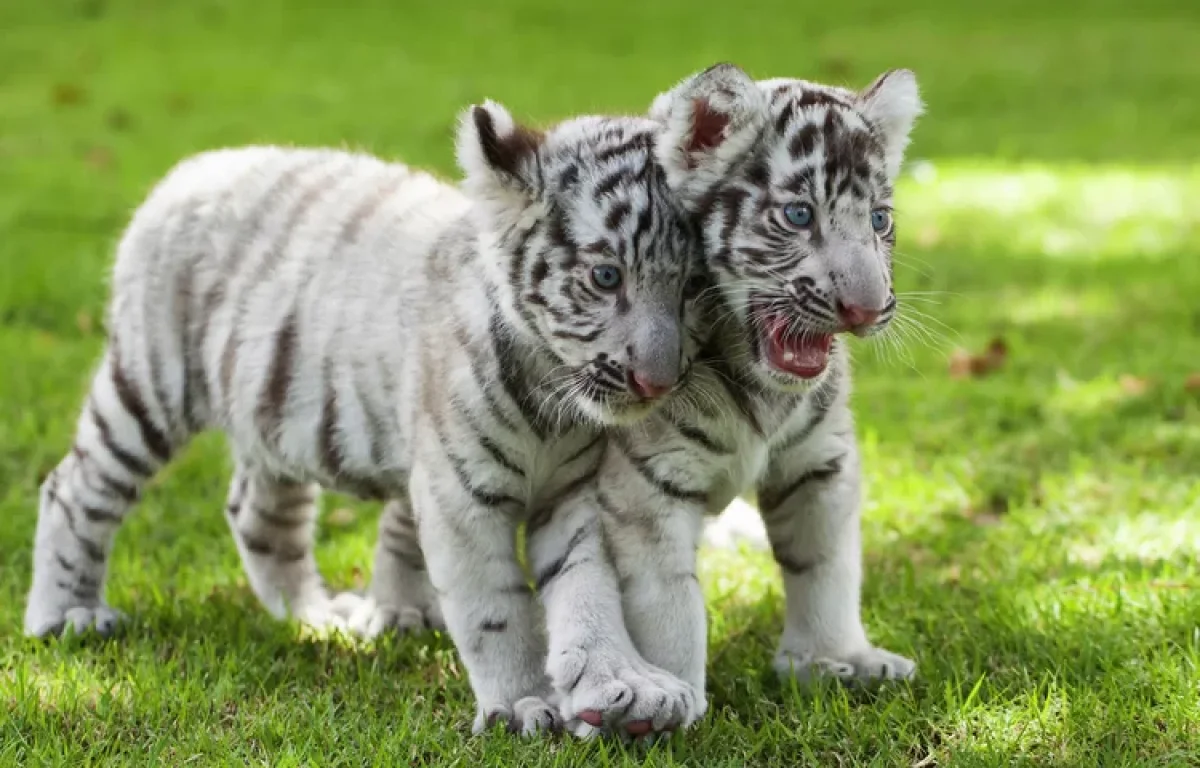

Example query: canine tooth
[783,351,795,362]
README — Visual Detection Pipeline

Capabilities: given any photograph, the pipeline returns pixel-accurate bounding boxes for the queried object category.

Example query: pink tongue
[767,321,832,378]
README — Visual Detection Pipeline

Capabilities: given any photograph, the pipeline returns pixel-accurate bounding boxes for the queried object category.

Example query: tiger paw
[551,643,703,738]
[329,593,444,639]
[472,695,561,737]
[25,601,126,638]
[774,645,916,684]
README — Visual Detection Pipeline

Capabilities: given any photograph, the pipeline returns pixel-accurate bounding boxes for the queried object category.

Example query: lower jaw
[760,341,834,381]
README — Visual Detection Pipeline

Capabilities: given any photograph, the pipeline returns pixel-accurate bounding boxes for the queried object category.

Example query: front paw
[327,593,444,639]
[472,695,561,737]
[25,601,126,638]
[550,643,703,738]
[774,645,916,684]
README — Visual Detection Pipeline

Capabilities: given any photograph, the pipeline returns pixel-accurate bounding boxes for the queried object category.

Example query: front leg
[600,437,710,708]
[526,482,701,737]
[409,459,556,736]
[758,436,915,684]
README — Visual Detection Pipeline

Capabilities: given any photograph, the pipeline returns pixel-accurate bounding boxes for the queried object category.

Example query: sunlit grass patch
[899,161,1200,259]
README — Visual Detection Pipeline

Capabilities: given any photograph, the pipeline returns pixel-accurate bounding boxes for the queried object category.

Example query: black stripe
[73,445,137,502]
[277,546,308,563]
[592,132,652,164]
[673,422,731,455]
[628,201,653,262]
[381,540,426,573]
[772,369,841,456]
[774,100,796,135]
[55,553,76,572]
[614,436,707,504]
[487,310,546,439]
[704,348,764,437]
[89,402,153,478]
[480,619,508,633]
[56,495,105,563]
[604,199,632,231]
[252,504,309,529]
[57,580,98,602]
[758,454,845,513]
[109,349,172,462]
[257,310,298,436]
[551,326,603,343]
[81,504,121,525]
[563,434,602,465]
[242,535,273,556]
[547,467,598,511]
[178,259,203,431]
[789,122,821,160]
[470,421,525,478]
[534,521,594,591]
[455,325,519,434]
[437,431,522,510]
[592,167,635,202]
[318,360,342,477]
[717,186,749,256]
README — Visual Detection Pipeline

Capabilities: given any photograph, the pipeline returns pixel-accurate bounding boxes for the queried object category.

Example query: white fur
[595,65,923,700]
[24,102,707,736]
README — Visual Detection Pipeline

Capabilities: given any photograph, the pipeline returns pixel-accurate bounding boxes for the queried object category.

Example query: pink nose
[630,372,673,400]
[837,302,880,330]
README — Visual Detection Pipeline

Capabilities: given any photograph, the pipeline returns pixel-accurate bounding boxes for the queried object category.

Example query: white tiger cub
[22,102,723,734]
[580,63,924,699]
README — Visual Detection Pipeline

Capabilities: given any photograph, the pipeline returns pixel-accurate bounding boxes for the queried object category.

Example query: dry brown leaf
[948,348,973,379]
[1185,373,1200,393]
[1119,374,1150,396]
[84,145,114,170]
[106,108,133,132]
[52,82,85,106]
[166,93,192,114]
[326,507,357,527]
[949,336,1008,379]
[818,55,852,78]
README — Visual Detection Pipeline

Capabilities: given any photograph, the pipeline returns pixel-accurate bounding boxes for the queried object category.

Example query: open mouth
[762,316,833,379]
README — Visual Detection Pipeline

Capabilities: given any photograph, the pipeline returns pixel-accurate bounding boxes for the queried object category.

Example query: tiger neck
[481,283,581,440]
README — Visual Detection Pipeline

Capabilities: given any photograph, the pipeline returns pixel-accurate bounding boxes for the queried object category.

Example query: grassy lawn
[3,0,1199,765]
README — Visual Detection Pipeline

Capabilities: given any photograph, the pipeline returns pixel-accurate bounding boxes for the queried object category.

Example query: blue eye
[783,202,814,229]
[871,208,893,234]
[590,264,623,291]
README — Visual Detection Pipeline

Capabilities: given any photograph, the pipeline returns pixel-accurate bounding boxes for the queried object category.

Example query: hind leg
[338,494,443,638]
[25,353,180,637]
[224,464,364,631]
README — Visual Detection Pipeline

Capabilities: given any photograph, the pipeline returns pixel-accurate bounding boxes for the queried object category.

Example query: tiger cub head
[456,102,746,425]
[650,63,924,393]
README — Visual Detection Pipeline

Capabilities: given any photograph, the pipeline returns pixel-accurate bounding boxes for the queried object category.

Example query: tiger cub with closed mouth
[23,98,733,734]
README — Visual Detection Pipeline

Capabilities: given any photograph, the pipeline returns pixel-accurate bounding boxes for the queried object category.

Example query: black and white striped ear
[856,69,923,181]
[650,62,767,211]
[457,100,545,204]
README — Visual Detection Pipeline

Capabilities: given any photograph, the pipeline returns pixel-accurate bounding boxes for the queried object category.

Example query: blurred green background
[2,1,1199,765]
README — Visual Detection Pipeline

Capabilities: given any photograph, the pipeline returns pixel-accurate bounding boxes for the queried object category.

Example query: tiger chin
[22,94,728,737]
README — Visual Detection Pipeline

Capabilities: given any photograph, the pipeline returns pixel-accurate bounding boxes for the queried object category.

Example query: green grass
[3,0,1199,765]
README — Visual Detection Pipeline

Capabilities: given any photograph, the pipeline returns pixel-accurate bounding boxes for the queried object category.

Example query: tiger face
[458,105,711,425]
[652,65,923,393]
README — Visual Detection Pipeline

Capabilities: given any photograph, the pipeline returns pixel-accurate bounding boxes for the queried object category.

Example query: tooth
[783,351,795,362]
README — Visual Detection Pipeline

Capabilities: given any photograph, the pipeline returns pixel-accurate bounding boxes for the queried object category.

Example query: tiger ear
[856,69,923,181]
[456,100,545,205]
[650,62,767,211]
